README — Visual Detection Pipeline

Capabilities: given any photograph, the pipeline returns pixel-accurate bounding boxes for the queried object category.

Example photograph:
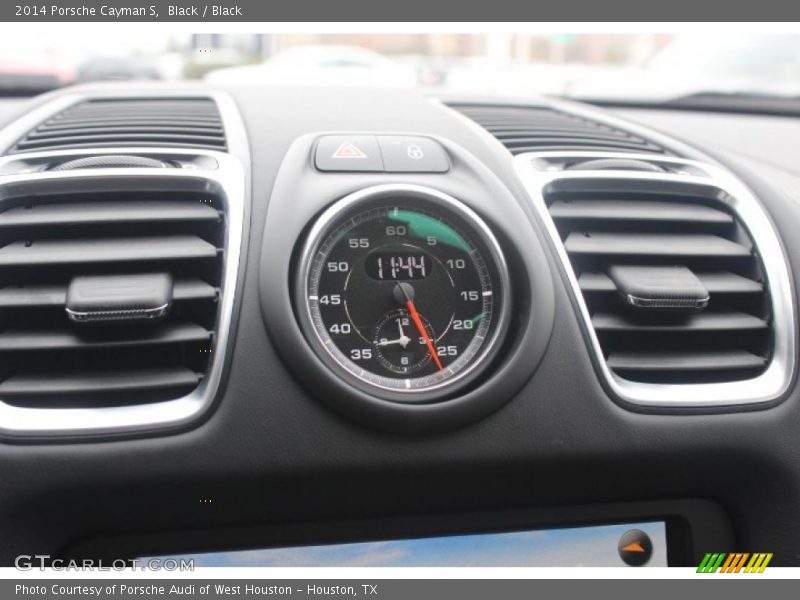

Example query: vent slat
[39,119,223,131]
[0,279,217,308]
[55,110,221,118]
[173,279,219,301]
[607,351,767,373]
[11,141,228,152]
[0,285,64,308]
[592,311,768,332]
[58,101,219,113]
[10,97,226,153]
[0,368,203,398]
[62,104,219,112]
[0,201,220,228]
[15,133,226,151]
[0,323,211,352]
[449,104,668,155]
[577,272,617,292]
[493,127,643,139]
[697,272,764,293]
[579,271,763,294]
[502,139,655,153]
[511,144,650,154]
[550,199,733,224]
[0,235,218,267]
[28,126,224,138]
[474,126,637,139]
[565,232,751,258]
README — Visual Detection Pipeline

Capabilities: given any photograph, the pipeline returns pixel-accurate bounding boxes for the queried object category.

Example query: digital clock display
[365,251,431,281]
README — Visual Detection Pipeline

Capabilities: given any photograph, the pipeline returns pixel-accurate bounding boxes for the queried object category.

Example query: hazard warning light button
[315,136,383,172]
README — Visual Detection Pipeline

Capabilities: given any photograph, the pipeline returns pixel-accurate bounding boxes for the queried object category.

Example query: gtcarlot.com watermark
[14,555,194,571]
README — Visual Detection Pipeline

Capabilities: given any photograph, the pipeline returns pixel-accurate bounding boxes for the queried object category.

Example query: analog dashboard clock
[295,185,510,402]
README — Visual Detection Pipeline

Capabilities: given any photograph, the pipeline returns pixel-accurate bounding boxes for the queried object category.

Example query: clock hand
[394,282,444,371]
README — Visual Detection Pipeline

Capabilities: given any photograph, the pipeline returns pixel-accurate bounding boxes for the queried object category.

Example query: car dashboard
[0,82,799,566]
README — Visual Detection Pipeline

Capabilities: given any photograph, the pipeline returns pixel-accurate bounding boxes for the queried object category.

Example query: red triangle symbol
[332,141,367,159]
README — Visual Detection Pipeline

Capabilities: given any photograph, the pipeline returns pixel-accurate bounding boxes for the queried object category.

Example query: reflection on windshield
[1,32,799,105]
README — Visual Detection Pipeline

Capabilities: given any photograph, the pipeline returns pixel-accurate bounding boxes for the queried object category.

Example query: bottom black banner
[2,579,795,600]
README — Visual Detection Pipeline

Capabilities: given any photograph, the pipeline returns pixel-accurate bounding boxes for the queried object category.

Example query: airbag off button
[378,135,450,173]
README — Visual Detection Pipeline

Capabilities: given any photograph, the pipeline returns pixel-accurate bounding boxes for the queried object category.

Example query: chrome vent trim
[514,151,796,408]
[0,92,248,437]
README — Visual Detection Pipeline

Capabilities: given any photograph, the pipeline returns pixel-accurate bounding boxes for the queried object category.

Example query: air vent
[451,104,668,155]
[9,98,226,154]
[545,180,771,384]
[0,184,225,408]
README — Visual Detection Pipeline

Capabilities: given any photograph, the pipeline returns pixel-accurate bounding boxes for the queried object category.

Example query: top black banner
[2,0,799,21]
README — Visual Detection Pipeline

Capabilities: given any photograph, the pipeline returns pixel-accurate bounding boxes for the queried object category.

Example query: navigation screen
[146,521,668,567]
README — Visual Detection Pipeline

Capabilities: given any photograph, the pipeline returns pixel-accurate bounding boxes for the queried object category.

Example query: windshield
[2,32,798,107]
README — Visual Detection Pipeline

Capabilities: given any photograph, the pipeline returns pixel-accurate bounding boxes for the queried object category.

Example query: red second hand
[405,299,444,371]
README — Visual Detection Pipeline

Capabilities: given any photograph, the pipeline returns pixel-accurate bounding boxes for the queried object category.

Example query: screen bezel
[65,499,730,568]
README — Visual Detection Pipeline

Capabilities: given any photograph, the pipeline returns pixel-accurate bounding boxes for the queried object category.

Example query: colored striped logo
[697,553,773,573]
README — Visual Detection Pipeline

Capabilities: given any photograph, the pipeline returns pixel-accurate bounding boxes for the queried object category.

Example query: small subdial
[372,308,435,375]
